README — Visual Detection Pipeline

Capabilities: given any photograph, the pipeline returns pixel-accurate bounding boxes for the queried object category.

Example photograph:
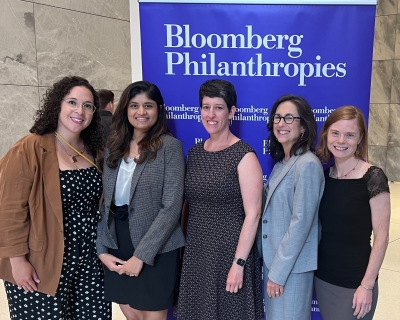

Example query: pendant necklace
[55,135,85,163]
[333,159,360,179]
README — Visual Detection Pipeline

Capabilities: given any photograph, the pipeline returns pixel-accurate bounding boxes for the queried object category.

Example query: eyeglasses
[63,99,96,114]
[272,114,301,124]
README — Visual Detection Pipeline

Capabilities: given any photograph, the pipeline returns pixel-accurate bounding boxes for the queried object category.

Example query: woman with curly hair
[96,81,185,320]
[0,76,111,319]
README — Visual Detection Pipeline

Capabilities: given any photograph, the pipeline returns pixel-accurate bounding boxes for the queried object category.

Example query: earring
[229,118,233,126]
[300,132,304,140]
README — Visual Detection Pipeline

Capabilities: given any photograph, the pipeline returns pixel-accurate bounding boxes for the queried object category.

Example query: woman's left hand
[118,255,144,277]
[267,279,284,298]
[226,264,244,293]
[352,286,373,319]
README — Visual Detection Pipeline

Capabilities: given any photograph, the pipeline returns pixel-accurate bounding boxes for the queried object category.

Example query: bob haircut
[30,76,103,154]
[199,79,236,112]
[317,105,368,163]
[106,81,169,168]
[266,94,317,162]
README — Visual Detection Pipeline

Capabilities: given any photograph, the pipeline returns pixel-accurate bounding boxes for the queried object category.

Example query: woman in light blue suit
[260,94,324,320]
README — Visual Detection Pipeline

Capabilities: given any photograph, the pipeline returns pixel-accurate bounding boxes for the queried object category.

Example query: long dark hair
[266,94,317,161]
[106,81,169,168]
[30,76,103,154]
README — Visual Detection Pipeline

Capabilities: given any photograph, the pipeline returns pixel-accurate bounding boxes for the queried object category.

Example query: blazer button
[263,234,268,239]
[263,219,268,224]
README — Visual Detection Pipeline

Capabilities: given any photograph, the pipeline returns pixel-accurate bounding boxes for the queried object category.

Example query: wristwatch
[233,257,246,267]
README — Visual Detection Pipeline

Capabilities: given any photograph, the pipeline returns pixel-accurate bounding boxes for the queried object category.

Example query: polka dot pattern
[176,140,264,320]
[4,167,111,319]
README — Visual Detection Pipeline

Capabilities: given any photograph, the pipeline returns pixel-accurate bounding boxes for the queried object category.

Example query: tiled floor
[1,182,399,320]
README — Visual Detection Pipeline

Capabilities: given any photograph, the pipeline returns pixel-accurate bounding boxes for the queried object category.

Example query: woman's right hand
[98,253,126,272]
[9,256,40,293]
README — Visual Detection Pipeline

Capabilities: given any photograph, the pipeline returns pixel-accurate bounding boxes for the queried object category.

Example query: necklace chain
[333,159,360,179]
[55,135,85,163]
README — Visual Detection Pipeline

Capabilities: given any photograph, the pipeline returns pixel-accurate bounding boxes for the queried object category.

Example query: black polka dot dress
[4,167,111,319]
[176,140,264,320]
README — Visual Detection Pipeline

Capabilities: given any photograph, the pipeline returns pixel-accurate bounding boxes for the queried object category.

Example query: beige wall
[0,0,134,156]
[1,0,399,181]
[369,0,400,181]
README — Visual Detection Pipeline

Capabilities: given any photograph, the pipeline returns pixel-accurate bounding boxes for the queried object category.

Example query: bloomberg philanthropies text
[164,24,347,86]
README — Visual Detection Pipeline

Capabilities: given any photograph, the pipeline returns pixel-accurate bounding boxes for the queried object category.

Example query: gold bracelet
[360,284,373,291]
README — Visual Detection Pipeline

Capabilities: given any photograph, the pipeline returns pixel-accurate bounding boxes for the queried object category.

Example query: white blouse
[113,157,137,206]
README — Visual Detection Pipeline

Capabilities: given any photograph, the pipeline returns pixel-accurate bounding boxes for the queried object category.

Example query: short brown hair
[97,89,114,110]
[317,105,368,163]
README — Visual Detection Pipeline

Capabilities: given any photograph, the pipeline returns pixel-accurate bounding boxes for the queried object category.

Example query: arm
[119,138,185,276]
[0,140,40,291]
[97,205,126,273]
[97,150,126,272]
[268,159,324,288]
[352,192,390,318]
[226,152,263,293]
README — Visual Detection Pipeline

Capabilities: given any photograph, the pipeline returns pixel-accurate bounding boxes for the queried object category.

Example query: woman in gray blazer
[96,81,185,320]
[259,94,324,320]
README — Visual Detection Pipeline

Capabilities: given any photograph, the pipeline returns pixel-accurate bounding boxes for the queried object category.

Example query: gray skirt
[314,276,378,320]
[263,264,314,320]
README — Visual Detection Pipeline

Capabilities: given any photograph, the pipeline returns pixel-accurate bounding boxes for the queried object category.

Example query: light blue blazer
[259,150,324,286]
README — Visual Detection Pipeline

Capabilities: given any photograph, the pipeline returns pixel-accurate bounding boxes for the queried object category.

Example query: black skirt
[103,204,180,311]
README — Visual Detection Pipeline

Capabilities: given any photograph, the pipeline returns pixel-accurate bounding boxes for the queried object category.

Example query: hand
[118,255,144,277]
[266,279,284,298]
[352,286,373,319]
[98,253,125,272]
[9,256,40,293]
[226,263,244,293]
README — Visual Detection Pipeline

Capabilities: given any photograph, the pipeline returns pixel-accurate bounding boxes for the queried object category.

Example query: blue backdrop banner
[138,2,376,319]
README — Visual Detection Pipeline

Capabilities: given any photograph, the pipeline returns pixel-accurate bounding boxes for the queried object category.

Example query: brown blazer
[0,133,64,296]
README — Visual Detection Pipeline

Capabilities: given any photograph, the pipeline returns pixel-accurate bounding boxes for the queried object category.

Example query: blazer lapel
[41,134,63,229]
[263,154,300,214]
[129,160,147,204]
[104,158,121,208]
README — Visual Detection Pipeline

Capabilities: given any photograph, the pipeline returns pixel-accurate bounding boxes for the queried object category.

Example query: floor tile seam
[381,267,400,273]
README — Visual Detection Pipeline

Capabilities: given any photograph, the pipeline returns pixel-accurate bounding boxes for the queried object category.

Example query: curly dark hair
[30,76,104,154]
[266,94,317,161]
[106,81,170,168]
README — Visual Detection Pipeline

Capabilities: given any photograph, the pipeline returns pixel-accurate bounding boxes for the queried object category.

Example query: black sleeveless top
[315,166,389,288]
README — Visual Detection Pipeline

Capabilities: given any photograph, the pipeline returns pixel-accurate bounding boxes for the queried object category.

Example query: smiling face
[57,86,94,136]
[327,119,362,160]
[127,92,158,135]
[201,96,235,135]
[273,100,304,152]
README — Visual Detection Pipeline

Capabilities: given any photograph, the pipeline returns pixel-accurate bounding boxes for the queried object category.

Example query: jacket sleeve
[133,138,185,265]
[96,202,110,255]
[96,148,112,255]
[268,159,324,285]
[0,142,34,258]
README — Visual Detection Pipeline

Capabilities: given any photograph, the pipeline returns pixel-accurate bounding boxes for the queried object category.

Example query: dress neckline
[59,166,96,172]
[327,165,375,181]
[202,139,242,153]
